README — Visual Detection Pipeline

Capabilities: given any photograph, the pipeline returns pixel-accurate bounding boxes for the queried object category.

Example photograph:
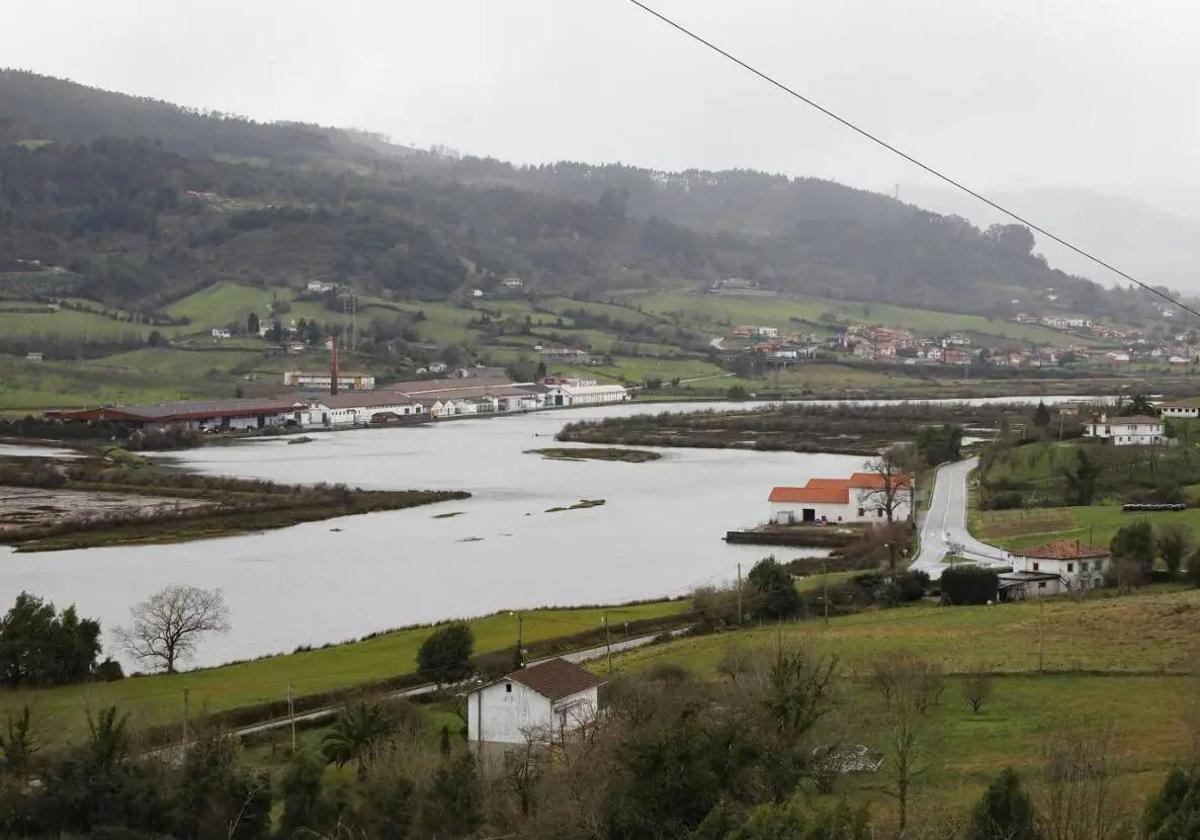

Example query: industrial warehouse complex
[46,375,630,432]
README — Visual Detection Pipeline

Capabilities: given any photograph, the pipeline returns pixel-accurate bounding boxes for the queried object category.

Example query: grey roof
[104,399,297,419]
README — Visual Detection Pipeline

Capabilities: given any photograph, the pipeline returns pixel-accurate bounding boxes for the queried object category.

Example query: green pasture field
[5,599,690,748]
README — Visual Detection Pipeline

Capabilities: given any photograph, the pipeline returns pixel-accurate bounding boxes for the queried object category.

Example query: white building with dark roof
[467,658,606,746]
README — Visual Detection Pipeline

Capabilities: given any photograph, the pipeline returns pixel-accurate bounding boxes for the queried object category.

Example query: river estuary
[0,396,1080,668]
[0,401,862,667]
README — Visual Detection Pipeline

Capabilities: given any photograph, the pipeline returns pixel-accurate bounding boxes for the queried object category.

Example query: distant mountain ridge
[0,69,1161,321]
[900,183,1200,297]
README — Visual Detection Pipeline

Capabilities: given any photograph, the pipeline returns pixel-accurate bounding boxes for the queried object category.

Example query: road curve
[911,456,1010,580]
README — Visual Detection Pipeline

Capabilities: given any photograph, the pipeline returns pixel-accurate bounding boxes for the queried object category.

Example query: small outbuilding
[466,658,606,746]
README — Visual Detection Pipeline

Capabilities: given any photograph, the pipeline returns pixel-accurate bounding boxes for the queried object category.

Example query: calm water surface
[0,396,1078,667]
[0,402,859,666]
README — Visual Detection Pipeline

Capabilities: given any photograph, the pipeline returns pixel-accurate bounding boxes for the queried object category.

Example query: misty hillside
[901,183,1200,298]
[0,70,1158,320]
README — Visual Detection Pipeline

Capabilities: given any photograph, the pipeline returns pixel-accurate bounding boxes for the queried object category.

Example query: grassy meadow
[3,599,690,748]
[627,289,1102,347]
[599,587,1200,815]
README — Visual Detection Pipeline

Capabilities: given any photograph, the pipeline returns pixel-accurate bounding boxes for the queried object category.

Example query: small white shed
[467,658,606,746]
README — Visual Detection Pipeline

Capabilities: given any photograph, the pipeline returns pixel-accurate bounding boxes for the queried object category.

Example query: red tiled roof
[804,478,852,489]
[769,486,850,504]
[508,658,606,701]
[1019,539,1109,560]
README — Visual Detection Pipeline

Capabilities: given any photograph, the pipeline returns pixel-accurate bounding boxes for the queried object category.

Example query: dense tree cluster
[0,592,105,687]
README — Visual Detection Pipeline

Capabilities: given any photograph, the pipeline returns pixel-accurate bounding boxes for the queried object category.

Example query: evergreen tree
[421,753,481,837]
[967,767,1039,840]
[747,557,802,620]
[1033,401,1051,427]
[417,622,475,685]
[1145,767,1200,839]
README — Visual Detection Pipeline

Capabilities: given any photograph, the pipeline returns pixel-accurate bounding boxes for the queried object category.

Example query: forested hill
[0,70,1158,320]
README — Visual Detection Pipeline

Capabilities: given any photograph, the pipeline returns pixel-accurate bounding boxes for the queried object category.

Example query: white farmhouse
[999,540,1110,599]
[1083,413,1164,446]
[769,472,913,525]
[467,658,606,746]
[1159,403,1200,419]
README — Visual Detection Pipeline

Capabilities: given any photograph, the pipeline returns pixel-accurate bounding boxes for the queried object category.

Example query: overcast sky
[3,0,1199,217]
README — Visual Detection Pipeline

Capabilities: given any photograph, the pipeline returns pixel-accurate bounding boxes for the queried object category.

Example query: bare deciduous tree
[962,668,993,713]
[872,652,941,835]
[860,446,915,525]
[1036,729,1130,840]
[884,696,928,836]
[117,585,230,673]
[871,652,944,714]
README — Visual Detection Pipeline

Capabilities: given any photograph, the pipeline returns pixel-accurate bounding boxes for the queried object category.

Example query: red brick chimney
[330,335,339,396]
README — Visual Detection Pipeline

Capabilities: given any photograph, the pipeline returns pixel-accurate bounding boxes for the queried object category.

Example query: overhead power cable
[625,0,1200,322]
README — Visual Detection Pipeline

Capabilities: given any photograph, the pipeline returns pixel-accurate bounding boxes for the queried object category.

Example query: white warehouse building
[542,378,629,407]
[295,391,423,428]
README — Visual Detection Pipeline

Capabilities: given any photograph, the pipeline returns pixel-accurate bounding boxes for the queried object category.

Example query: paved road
[911,456,1010,580]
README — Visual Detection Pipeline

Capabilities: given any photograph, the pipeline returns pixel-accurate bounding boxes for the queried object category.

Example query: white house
[306,281,336,293]
[999,540,1110,598]
[1159,403,1200,419]
[1083,414,1164,446]
[211,328,232,339]
[769,472,913,525]
[467,658,606,746]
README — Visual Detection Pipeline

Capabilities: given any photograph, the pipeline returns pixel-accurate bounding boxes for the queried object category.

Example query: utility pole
[822,555,829,625]
[1038,598,1045,674]
[604,611,613,674]
[182,687,191,745]
[512,610,524,669]
[287,683,297,754]
[736,563,743,626]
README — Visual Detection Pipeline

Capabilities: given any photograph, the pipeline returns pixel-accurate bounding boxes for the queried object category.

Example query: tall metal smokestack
[330,335,339,396]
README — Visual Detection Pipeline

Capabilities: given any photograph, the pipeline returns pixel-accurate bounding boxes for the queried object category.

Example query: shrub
[986,491,1025,511]
[94,657,124,682]
[940,566,999,606]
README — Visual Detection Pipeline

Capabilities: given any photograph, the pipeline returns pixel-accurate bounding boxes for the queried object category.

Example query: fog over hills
[900,183,1200,296]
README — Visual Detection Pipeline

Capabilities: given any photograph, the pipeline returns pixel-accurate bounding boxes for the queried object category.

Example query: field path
[911,456,1010,579]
